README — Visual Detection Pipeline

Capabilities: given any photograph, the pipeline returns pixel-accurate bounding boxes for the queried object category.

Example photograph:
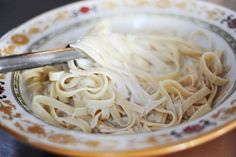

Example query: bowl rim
[1,118,236,156]
[0,0,236,156]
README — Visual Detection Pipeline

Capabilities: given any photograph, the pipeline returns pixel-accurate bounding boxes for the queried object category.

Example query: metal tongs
[0,46,83,73]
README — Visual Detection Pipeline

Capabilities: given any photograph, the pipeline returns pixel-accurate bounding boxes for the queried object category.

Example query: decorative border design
[0,81,6,100]
[0,0,235,156]
[221,15,236,30]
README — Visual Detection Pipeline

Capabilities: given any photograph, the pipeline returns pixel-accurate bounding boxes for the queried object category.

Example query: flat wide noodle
[22,21,228,134]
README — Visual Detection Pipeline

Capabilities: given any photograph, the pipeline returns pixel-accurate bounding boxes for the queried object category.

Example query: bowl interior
[14,13,236,131]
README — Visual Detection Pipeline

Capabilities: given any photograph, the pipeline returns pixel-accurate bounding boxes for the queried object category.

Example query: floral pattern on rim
[170,120,217,138]
[0,74,6,100]
[221,15,236,29]
[0,0,235,155]
[206,8,225,20]
[72,5,97,18]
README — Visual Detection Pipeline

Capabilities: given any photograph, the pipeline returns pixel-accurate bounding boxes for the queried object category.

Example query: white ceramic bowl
[0,0,236,156]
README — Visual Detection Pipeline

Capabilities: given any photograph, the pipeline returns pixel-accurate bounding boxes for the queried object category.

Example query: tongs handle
[0,47,80,73]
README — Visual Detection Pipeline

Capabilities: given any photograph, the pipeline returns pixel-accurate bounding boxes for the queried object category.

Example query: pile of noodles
[22,21,228,134]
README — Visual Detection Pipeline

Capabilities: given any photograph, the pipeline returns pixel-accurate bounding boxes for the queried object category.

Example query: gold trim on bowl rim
[1,117,236,156]
[0,0,236,156]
